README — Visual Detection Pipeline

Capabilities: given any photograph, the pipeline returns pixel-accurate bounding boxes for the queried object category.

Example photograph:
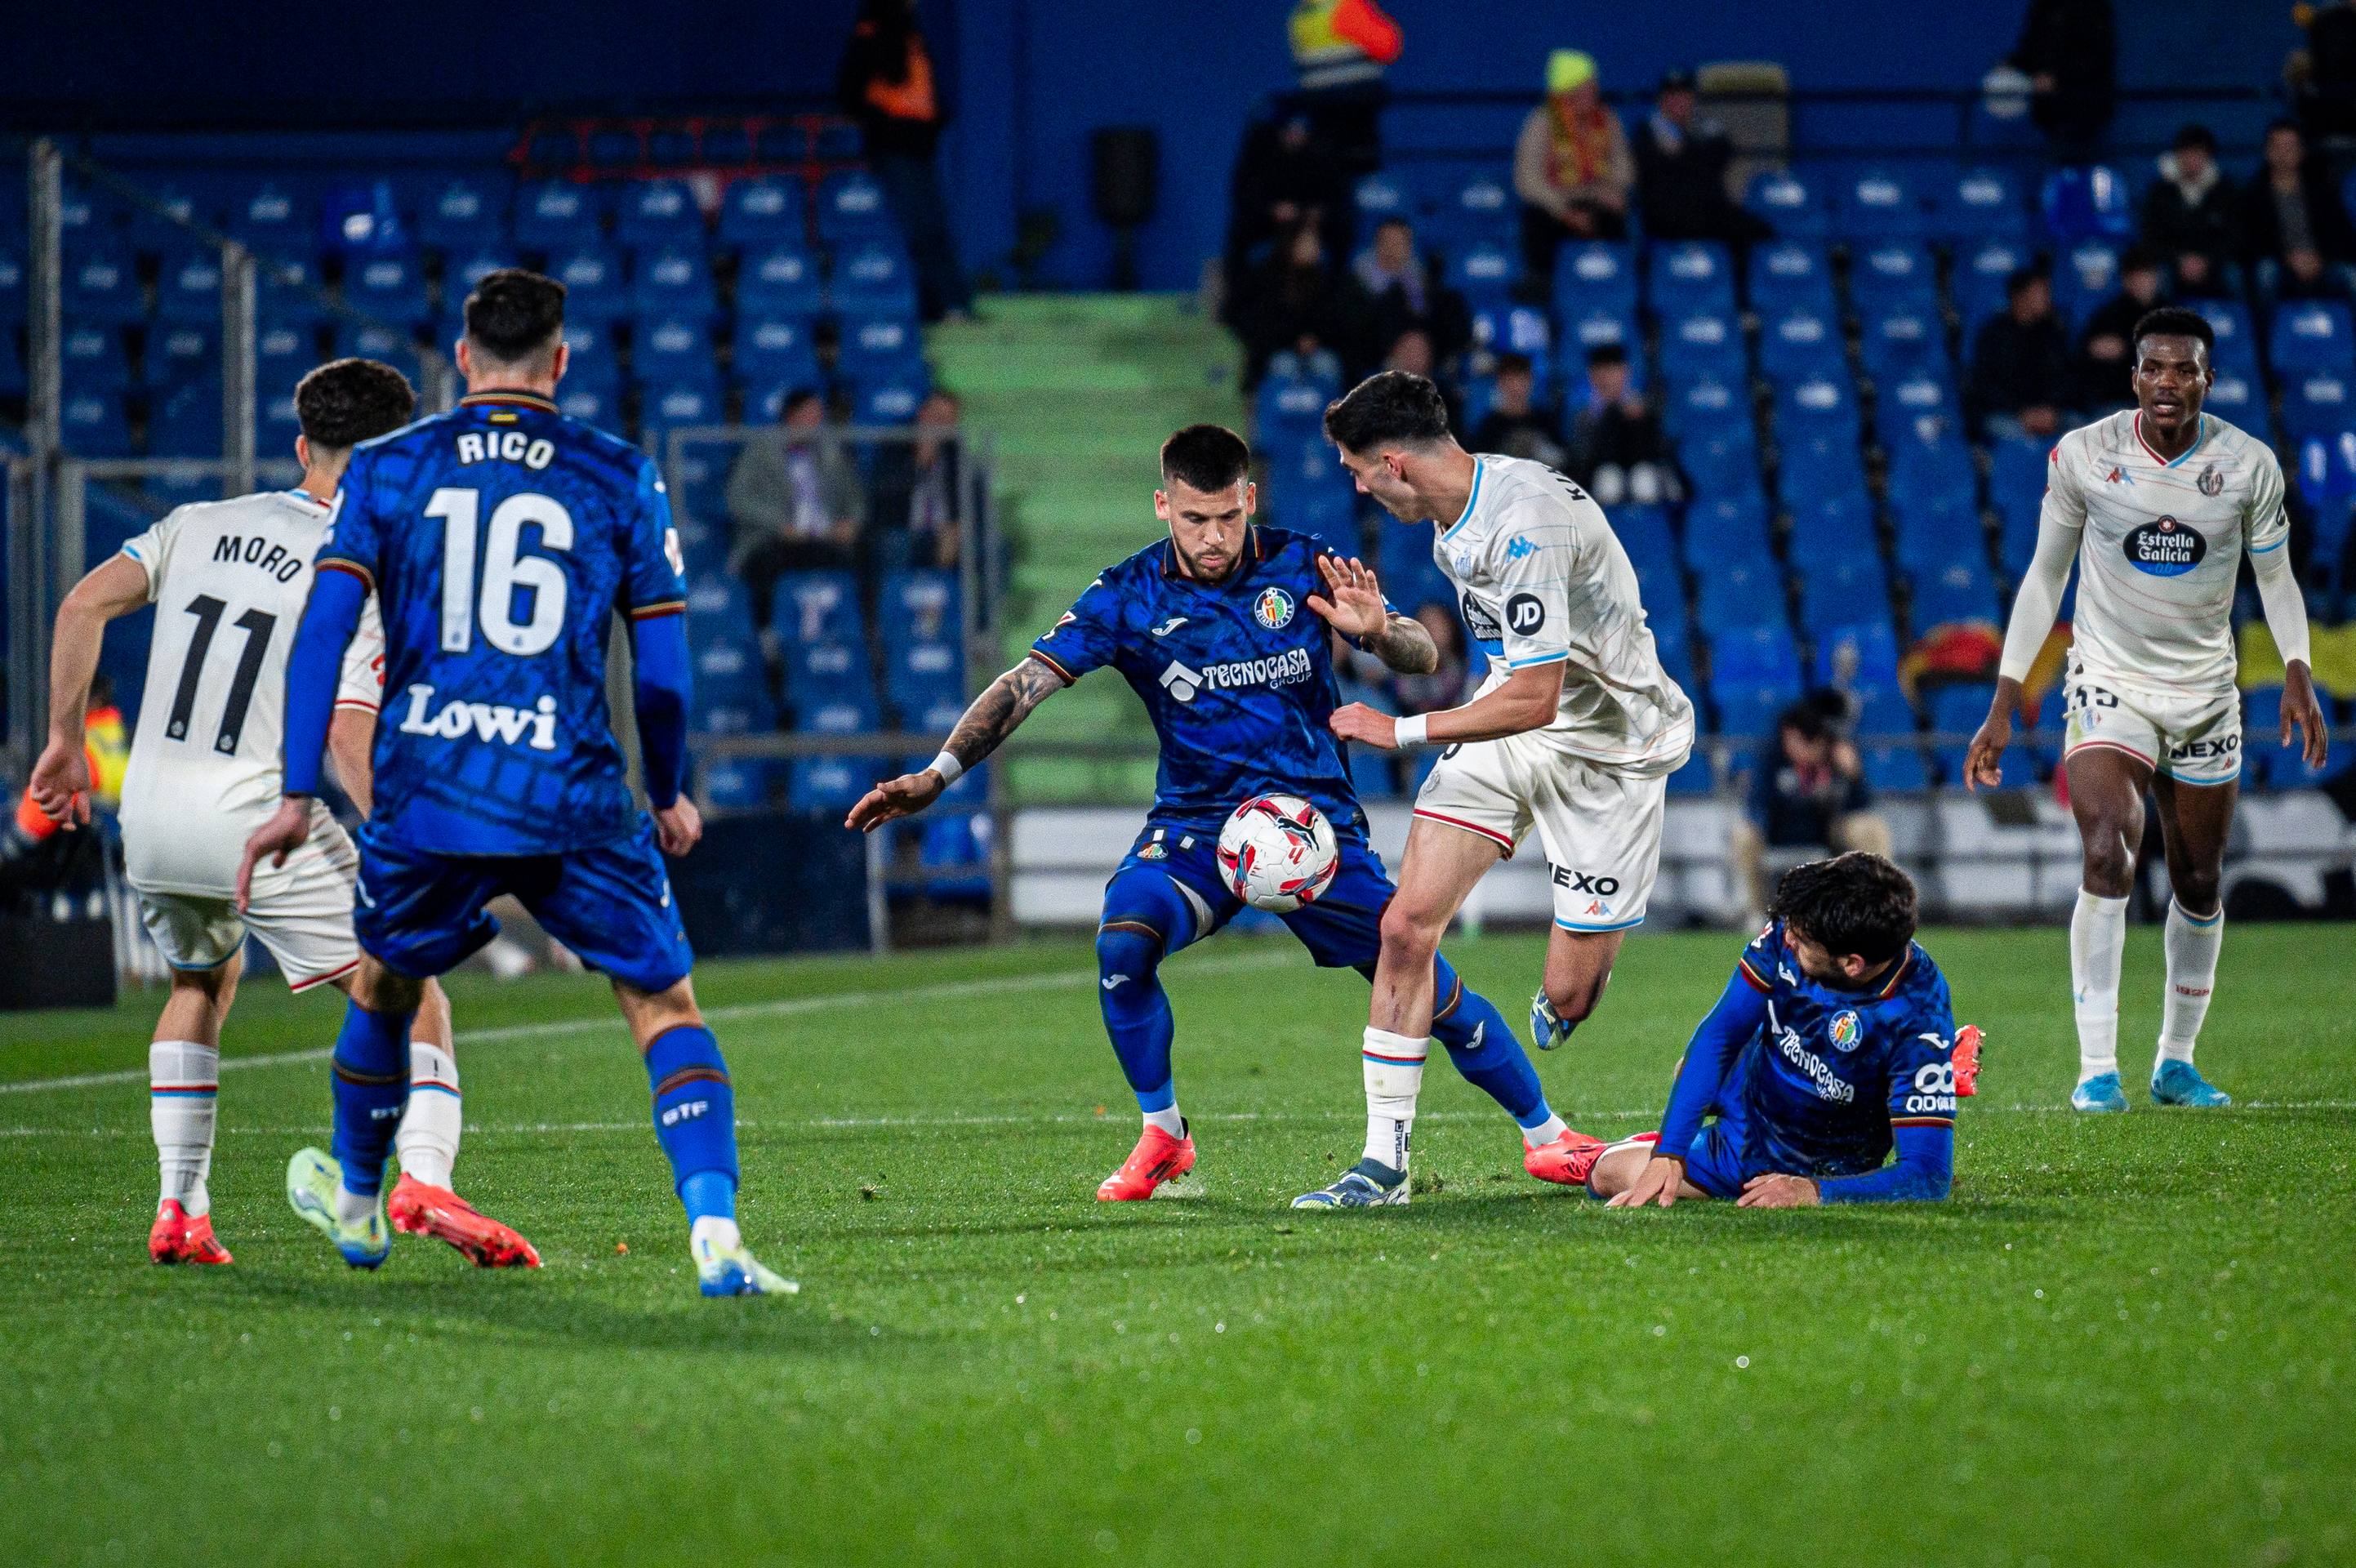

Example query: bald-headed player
[1966,306,2327,1112]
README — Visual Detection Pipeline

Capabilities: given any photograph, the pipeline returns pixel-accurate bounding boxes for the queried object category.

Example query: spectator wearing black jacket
[1632,70,1771,244]
[1347,218,1470,376]
[836,0,971,321]
[2140,125,2240,299]
[2074,247,2167,412]
[2242,118,2356,301]
[1235,221,1359,388]
[1969,270,2073,441]
[2006,0,2116,151]
[1224,109,1353,305]
[1565,343,1673,505]
[1467,354,1568,470]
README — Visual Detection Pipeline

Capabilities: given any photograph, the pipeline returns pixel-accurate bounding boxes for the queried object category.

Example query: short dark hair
[2172,122,2217,153]
[2118,244,2159,275]
[1374,216,1414,237]
[779,388,824,421]
[1775,701,1833,743]
[1585,341,1630,369]
[2006,266,2048,301]
[2267,115,2302,141]
[1495,351,1535,378]
[463,267,566,363]
[1323,369,1452,452]
[1160,424,1251,492]
[2132,305,2215,359]
[293,358,416,449]
[1770,852,1918,966]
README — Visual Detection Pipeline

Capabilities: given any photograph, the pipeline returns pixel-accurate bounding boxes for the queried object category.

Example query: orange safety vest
[13,705,128,840]
[1289,0,1402,89]
[861,26,938,124]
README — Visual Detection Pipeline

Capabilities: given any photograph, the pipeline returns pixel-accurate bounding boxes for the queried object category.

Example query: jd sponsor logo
[397,684,560,751]
[2122,515,2206,577]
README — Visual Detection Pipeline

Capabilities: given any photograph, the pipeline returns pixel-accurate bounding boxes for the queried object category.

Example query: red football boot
[1953,1025,1984,1097]
[388,1174,542,1267]
[1524,1128,1614,1187]
[149,1200,233,1265]
[1095,1122,1196,1201]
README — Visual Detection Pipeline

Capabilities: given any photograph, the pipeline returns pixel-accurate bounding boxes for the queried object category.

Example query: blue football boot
[1291,1158,1410,1209]
[2151,1060,2232,1107]
[1529,987,1577,1052]
[286,1147,391,1268]
[2070,1071,2128,1114]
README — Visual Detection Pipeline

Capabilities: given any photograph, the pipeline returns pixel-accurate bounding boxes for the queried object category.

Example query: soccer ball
[1217,795,1340,913]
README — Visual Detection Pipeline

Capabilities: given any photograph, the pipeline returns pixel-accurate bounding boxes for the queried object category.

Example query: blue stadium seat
[0,330,24,398]
[634,315,718,390]
[1891,486,1985,574]
[60,390,134,457]
[1662,374,1750,439]
[1471,301,1549,362]
[332,320,422,385]
[853,376,927,425]
[814,172,897,243]
[1908,557,2000,628]
[718,176,805,247]
[154,247,225,323]
[2269,301,2356,376]
[444,246,520,305]
[416,176,509,252]
[1745,168,1828,240]
[839,312,923,380]
[691,640,774,729]
[789,754,871,813]
[1352,171,1414,226]
[884,635,964,717]
[1445,239,1518,304]
[775,570,865,644]
[1649,242,1736,316]
[734,314,821,394]
[1849,242,1937,314]
[1657,310,1745,382]
[1927,683,1997,742]
[557,382,626,436]
[2283,371,2354,441]
[0,241,22,321]
[667,446,731,536]
[1663,750,1715,796]
[125,183,207,253]
[1770,375,1862,448]
[514,181,606,251]
[1712,624,1803,689]
[548,243,628,322]
[1953,238,2031,333]
[2192,299,2260,376]
[226,182,310,255]
[1838,166,1925,240]
[1813,617,1904,696]
[1873,372,1961,449]
[1613,504,1677,571]
[150,381,222,459]
[1986,433,2051,515]
[630,243,719,320]
[344,250,430,327]
[615,180,702,252]
[1712,680,1799,740]
[61,323,131,391]
[253,321,314,396]
[1553,242,1637,314]
[256,252,327,327]
[2040,164,2135,244]
[141,323,215,390]
[1758,308,1843,385]
[700,757,782,812]
[1858,305,1944,381]
[1777,433,1869,510]
[786,647,880,716]
[1861,741,1931,790]
[2052,241,2120,327]
[1747,242,1834,315]
[686,572,760,644]
[64,243,142,324]
[831,242,920,318]
[2203,365,2262,425]
[1932,166,2028,242]
[737,243,826,318]
[1438,172,1514,243]
[880,568,960,647]
[557,316,619,390]
[1682,494,1774,571]
[1696,561,1788,632]
[1786,494,1878,564]
[1557,305,1638,363]
[640,381,719,438]
[1679,430,1763,499]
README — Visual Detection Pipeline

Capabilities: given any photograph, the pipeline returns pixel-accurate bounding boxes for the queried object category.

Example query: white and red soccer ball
[1216,794,1340,913]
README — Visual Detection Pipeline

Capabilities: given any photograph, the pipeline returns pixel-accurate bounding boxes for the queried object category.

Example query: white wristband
[1392,713,1429,747]
[928,750,965,786]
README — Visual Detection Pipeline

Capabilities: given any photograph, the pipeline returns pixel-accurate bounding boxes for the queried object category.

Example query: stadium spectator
[2140,125,2239,298]
[2289,0,2356,142]
[1514,49,1633,287]
[1349,217,1470,375]
[1467,353,1567,470]
[1632,69,1770,245]
[1234,220,1356,387]
[2074,246,2167,411]
[2241,118,2356,301]
[1968,270,2072,441]
[2004,0,2116,151]
[836,0,972,322]
[1224,109,1352,305]
[866,389,965,570]
[728,390,866,630]
[1730,701,1894,924]
[1285,0,1404,174]
[1380,327,1464,434]
[1565,343,1672,505]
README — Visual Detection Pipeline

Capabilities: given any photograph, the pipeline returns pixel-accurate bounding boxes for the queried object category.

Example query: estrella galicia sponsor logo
[2122,515,2207,577]
[1459,590,1503,642]
[397,684,559,751]
[1253,586,1295,630]
[1828,1010,1861,1052]
[2198,465,2224,497]
[1156,648,1312,704]
[1505,593,1547,635]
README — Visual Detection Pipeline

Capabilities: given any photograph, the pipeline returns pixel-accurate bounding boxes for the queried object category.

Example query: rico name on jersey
[1029,527,1365,837]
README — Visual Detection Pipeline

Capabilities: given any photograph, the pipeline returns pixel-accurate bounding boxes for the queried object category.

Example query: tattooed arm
[844,655,1067,831]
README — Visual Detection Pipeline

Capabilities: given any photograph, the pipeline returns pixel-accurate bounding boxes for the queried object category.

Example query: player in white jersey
[1966,308,2327,1113]
[1298,370,1695,1205]
[29,359,537,1267]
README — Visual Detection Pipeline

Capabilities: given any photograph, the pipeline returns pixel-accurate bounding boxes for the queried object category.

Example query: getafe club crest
[1829,1010,1862,1052]
[2197,465,2224,497]
[1254,586,1295,630]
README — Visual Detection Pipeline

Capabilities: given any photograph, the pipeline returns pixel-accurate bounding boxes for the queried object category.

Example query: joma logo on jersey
[397,684,561,750]
[1156,648,1312,703]
[210,533,305,583]
[2122,515,2207,577]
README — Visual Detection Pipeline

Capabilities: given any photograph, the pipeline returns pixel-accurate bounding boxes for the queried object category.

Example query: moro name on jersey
[209,531,311,584]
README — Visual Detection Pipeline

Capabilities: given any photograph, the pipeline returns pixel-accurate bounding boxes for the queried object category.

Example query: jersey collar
[282,488,332,513]
[2132,411,2206,468]
[1440,455,1485,539]
[461,390,558,412]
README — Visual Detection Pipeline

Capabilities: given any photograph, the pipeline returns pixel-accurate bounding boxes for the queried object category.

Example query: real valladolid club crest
[1254,586,1295,630]
[2198,466,2225,497]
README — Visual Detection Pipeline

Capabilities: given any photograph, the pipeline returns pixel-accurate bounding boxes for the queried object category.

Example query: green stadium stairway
[929,294,1245,805]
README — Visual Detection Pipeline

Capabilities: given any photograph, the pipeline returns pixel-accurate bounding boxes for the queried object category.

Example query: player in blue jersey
[848,425,1602,1205]
[236,270,793,1295]
[1587,853,1971,1208]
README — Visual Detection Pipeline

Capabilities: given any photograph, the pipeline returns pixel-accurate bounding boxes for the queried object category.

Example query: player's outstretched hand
[1307,555,1389,641]
[1606,1155,1686,1209]
[234,797,315,912]
[26,735,93,830]
[654,795,703,858]
[1962,677,2033,793]
[1329,702,1400,750]
[846,768,946,832]
[1736,1173,1821,1209]
[2283,662,2330,772]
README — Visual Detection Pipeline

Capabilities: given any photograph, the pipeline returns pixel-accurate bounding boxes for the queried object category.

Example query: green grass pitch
[2,924,2352,1567]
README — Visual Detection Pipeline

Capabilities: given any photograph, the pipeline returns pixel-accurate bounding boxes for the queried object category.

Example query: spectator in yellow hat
[1515,50,1632,294]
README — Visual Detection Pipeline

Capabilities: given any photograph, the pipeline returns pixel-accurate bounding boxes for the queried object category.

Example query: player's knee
[1095,919,1165,1002]
[1544,969,1609,1026]
[1586,1143,1646,1198]
[2079,831,2136,896]
[2171,870,2221,918]
[353,957,424,1018]
[169,957,238,1006]
[1378,901,1442,966]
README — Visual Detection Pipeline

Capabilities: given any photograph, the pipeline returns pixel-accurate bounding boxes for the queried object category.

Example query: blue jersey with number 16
[315,390,686,857]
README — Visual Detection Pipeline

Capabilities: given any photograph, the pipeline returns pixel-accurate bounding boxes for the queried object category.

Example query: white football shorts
[2062,659,2243,786]
[133,827,363,991]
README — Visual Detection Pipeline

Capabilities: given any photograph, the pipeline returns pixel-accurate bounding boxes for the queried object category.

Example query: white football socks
[1522,1112,1569,1149]
[1361,1027,1427,1174]
[2070,889,2129,1079]
[396,1041,461,1190]
[2158,899,2223,1067]
[691,1214,742,1253]
[1142,1103,1186,1139]
[149,1040,218,1218]
[335,1183,377,1228]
